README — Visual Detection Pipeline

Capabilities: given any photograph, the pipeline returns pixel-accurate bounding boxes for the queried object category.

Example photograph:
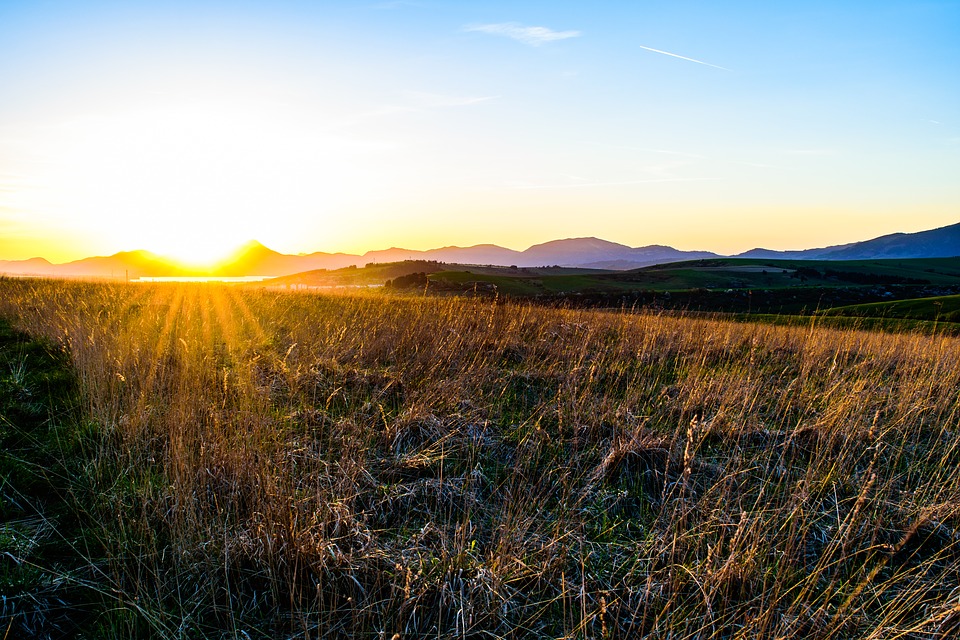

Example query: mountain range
[2,221,958,279]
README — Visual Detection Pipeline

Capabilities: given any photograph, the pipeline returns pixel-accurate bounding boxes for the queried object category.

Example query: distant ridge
[812,222,960,260]
[2,222,958,278]
[202,237,719,277]
[735,244,855,260]
[736,222,960,261]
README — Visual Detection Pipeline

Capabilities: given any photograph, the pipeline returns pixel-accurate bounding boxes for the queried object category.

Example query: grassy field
[716,312,960,336]
[264,262,611,292]
[636,257,960,288]
[2,278,960,638]
[822,294,960,324]
[426,257,960,296]
[299,258,960,319]
[264,257,960,301]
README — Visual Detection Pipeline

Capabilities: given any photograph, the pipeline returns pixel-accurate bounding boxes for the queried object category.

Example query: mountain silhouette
[736,222,960,261]
[1,222,957,278]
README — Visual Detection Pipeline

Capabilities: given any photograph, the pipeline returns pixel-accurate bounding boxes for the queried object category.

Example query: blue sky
[1,0,957,262]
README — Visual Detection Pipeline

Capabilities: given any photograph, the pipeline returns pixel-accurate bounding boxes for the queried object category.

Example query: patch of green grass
[538,274,637,293]
[268,260,616,289]
[420,257,960,301]
[0,318,100,636]
[639,256,960,287]
[0,320,164,639]
[709,311,960,335]
[430,270,545,295]
[821,294,960,323]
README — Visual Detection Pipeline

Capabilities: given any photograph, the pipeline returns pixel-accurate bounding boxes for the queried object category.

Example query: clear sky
[1,0,958,263]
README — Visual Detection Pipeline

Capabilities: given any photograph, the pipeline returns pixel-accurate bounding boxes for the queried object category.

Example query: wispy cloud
[508,177,720,190]
[465,23,580,47]
[579,142,707,159]
[728,159,774,169]
[578,143,774,170]
[370,1,425,9]
[404,91,497,108]
[327,92,496,130]
[782,148,839,156]
[644,148,707,160]
[638,45,729,71]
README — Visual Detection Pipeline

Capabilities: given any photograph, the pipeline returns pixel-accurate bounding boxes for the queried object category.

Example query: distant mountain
[523,237,634,265]
[735,244,854,260]
[350,238,716,271]
[816,222,960,260]
[0,237,718,278]
[361,244,524,266]
[62,250,191,278]
[1,222,957,278]
[737,222,960,261]
[578,244,720,270]
[211,241,353,277]
[0,257,54,274]
[0,250,188,279]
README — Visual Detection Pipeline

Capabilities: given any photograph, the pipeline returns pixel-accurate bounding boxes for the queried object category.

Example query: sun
[17,97,359,265]
[123,205,262,269]
[149,232,250,269]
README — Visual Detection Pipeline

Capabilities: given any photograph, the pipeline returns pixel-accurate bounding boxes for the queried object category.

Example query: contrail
[638,44,729,71]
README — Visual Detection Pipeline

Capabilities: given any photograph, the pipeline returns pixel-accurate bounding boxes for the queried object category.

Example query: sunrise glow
[0,1,957,264]
[8,97,370,263]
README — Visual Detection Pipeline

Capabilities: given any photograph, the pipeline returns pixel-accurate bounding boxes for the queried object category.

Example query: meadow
[2,278,960,638]
[821,295,960,325]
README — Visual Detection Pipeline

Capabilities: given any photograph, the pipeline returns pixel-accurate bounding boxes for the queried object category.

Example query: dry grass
[2,278,960,638]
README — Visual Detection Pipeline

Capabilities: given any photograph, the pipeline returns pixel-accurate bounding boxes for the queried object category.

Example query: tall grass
[1,278,959,638]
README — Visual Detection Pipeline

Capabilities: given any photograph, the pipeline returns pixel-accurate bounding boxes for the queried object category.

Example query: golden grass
[2,278,960,638]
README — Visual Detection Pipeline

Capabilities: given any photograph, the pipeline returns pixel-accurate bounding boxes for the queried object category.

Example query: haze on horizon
[1,0,958,265]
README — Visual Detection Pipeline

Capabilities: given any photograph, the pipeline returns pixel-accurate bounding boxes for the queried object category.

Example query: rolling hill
[264,256,960,315]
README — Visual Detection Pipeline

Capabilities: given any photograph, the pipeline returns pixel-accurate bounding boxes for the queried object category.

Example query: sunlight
[14,98,379,262]
[160,233,247,269]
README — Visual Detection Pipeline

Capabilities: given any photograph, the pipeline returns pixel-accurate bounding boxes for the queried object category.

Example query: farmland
[265,257,960,319]
[2,278,960,638]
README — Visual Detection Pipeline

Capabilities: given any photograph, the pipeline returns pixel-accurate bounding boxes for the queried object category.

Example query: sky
[0,0,958,264]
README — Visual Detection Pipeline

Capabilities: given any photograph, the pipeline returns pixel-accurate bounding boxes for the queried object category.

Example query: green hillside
[620,256,960,289]
[263,261,612,289]
[260,257,960,322]
[263,257,960,293]
[821,294,960,323]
